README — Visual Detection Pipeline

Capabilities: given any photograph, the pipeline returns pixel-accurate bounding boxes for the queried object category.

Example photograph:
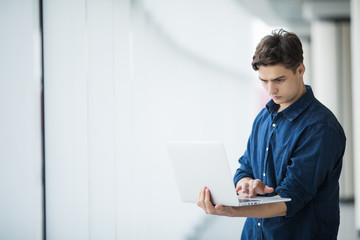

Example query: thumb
[215,204,223,210]
[264,186,274,193]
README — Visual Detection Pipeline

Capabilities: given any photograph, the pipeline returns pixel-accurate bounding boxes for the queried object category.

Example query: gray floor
[189,202,358,240]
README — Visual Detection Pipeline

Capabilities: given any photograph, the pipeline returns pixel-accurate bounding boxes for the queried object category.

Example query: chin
[272,99,281,104]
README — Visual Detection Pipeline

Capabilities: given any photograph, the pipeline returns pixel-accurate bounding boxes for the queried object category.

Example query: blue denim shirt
[233,85,346,240]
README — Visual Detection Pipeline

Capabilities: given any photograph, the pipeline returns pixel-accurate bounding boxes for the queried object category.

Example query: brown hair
[251,29,303,73]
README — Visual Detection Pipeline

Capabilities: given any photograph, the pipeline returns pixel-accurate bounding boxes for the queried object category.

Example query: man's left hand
[196,186,234,217]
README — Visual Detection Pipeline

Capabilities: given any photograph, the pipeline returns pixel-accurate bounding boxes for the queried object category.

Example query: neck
[278,84,307,112]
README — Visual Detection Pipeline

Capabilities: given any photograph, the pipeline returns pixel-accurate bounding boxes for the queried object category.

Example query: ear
[297,64,305,77]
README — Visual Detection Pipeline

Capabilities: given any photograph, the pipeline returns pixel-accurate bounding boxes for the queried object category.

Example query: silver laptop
[167,141,291,207]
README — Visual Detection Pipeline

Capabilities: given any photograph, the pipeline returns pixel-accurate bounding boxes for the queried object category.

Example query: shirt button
[266,147,269,151]
[272,123,276,127]
[263,173,266,177]
[258,222,261,227]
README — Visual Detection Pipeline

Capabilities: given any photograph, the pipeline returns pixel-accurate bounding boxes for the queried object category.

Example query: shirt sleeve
[233,111,265,186]
[233,141,255,186]
[277,123,346,218]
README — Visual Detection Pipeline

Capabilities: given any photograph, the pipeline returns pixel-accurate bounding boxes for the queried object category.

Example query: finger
[252,179,264,195]
[201,187,208,208]
[198,187,206,210]
[254,179,269,194]
[252,179,260,190]
[235,181,243,192]
[236,185,244,194]
[241,182,249,194]
[250,180,258,197]
[204,188,215,214]
[197,187,204,207]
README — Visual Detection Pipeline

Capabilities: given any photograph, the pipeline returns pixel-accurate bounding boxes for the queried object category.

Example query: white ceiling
[236,0,350,38]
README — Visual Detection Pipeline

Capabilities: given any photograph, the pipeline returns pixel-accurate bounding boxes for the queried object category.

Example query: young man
[197,29,346,239]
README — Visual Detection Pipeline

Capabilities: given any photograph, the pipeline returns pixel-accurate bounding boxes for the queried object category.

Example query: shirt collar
[266,85,315,121]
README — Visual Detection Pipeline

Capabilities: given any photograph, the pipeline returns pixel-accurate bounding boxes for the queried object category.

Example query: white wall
[0,0,269,239]
[43,0,259,239]
[311,20,354,200]
[43,0,114,238]
[129,5,257,239]
[0,0,43,239]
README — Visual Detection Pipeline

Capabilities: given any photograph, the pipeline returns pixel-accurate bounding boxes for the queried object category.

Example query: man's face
[258,64,306,111]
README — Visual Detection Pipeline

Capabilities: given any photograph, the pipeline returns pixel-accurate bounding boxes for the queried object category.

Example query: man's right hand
[235,177,274,198]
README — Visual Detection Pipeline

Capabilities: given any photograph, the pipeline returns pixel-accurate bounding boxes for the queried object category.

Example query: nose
[267,82,277,96]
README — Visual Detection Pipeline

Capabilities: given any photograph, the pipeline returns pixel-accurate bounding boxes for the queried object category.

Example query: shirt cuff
[233,172,253,187]
[278,188,302,218]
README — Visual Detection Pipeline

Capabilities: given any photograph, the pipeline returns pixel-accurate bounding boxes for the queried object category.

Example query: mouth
[272,96,281,100]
